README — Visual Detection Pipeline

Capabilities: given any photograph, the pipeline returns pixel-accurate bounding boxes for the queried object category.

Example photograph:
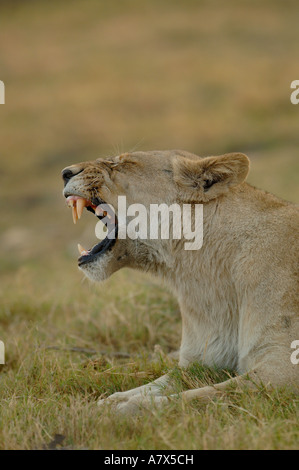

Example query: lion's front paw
[97,390,131,408]
[114,394,171,416]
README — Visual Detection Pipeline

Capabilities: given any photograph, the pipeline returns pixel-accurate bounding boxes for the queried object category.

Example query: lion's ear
[173,153,250,202]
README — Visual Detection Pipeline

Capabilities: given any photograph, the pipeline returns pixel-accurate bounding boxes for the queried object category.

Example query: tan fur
[62,150,299,414]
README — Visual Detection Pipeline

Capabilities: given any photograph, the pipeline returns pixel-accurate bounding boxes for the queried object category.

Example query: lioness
[62,150,299,414]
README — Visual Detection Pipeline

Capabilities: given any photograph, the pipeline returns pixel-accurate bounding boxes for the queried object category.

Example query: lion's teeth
[72,205,78,224]
[67,198,74,208]
[77,243,89,256]
[76,198,85,219]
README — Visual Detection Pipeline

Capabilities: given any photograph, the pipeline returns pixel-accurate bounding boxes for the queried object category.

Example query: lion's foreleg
[97,373,172,407]
[106,374,259,416]
[178,374,257,403]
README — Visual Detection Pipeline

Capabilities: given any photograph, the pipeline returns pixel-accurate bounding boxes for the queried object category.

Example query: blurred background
[0,0,298,322]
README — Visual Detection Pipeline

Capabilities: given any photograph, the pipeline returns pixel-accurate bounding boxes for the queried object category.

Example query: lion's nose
[61,166,83,186]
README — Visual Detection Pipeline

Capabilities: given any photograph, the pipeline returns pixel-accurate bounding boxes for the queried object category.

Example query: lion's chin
[78,250,116,282]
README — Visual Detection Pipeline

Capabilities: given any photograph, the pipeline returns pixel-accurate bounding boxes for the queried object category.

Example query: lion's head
[62,150,249,282]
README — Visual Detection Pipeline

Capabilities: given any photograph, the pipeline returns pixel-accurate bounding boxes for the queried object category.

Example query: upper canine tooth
[72,204,78,224]
[76,198,86,219]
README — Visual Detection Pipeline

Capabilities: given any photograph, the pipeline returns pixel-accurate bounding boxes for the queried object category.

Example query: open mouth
[65,195,118,267]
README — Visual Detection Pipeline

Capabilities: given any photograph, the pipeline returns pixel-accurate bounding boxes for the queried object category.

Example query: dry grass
[0,0,298,449]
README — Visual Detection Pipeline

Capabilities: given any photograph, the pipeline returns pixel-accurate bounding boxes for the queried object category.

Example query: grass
[0,256,298,450]
[0,0,298,450]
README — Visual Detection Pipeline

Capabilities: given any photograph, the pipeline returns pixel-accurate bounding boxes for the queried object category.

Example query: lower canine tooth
[78,243,88,256]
